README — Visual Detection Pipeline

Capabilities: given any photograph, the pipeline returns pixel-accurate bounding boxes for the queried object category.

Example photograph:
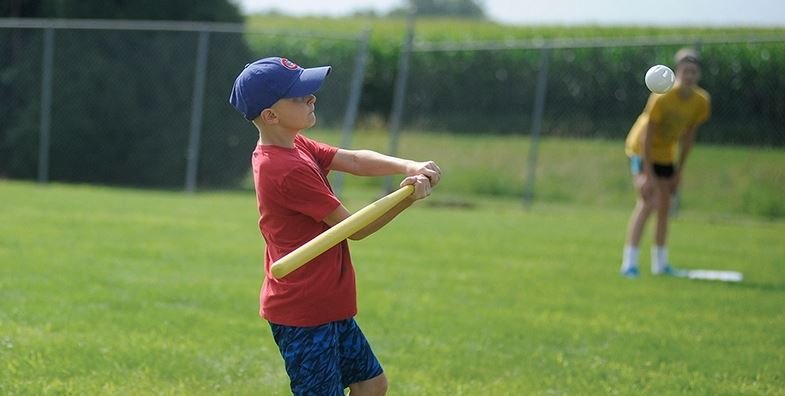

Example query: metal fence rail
[413,33,785,51]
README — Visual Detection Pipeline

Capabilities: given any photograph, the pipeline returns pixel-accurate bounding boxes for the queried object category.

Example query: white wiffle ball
[645,65,675,94]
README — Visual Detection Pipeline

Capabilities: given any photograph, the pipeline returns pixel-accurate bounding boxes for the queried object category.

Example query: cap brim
[282,66,331,98]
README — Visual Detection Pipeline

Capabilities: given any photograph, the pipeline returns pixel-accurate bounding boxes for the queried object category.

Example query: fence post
[383,9,416,194]
[333,27,372,197]
[37,28,55,184]
[184,30,210,193]
[523,46,550,208]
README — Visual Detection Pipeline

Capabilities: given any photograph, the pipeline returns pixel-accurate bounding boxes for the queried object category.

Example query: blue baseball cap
[229,57,331,120]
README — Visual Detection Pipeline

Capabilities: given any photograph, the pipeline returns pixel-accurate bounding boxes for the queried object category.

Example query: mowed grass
[1,180,784,395]
[308,129,785,219]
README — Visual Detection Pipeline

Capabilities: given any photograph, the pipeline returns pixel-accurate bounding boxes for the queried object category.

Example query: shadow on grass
[730,281,785,294]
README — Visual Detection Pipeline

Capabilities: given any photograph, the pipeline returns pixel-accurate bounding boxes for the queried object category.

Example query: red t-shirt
[252,134,356,327]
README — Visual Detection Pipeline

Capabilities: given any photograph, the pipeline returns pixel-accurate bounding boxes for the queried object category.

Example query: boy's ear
[259,108,278,125]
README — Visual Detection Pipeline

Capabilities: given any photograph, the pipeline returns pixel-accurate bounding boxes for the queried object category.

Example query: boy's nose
[307,95,317,105]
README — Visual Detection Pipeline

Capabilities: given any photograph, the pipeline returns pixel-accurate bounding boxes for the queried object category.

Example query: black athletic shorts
[652,163,675,178]
[629,156,675,179]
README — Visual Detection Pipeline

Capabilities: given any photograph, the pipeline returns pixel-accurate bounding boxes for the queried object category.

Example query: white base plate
[686,270,743,282]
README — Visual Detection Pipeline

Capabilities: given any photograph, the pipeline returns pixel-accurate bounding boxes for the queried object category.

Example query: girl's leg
[652,178,673,274]
[621,175,656,275]
[626,196,655,247]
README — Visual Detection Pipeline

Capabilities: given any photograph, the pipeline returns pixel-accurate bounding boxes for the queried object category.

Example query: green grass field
[304,130,785,219]
[1,176,784,395]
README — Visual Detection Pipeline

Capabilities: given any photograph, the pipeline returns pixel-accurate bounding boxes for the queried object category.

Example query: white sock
[652,245,668,272]
[622,246,639,270]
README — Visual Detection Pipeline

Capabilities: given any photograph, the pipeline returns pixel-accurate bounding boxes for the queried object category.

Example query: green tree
[2,0,242,21]
[389,0,486,19]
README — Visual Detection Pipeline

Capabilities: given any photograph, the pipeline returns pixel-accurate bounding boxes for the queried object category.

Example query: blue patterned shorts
[269,318,383,395]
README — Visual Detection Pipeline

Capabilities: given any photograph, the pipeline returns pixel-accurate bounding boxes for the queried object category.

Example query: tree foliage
[0,0,253,187]
[389,0,486,19]
[2,0,243,21]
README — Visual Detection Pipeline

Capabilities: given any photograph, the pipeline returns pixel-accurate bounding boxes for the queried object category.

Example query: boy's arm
[330,149,441,186]
[323,175,432,241]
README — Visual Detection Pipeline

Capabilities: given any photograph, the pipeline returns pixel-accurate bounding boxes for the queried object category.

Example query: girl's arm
[642,121,656,175]
[677,125,699,174]
[671,125,700,192]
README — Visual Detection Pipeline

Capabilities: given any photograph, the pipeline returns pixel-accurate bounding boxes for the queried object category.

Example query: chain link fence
[2,19,784,214]
[0,19,369,191]
[392,33,785,207]
[404,35,785,144]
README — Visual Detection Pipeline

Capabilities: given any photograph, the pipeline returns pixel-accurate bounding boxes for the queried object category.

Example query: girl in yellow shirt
[621,48,711,278]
